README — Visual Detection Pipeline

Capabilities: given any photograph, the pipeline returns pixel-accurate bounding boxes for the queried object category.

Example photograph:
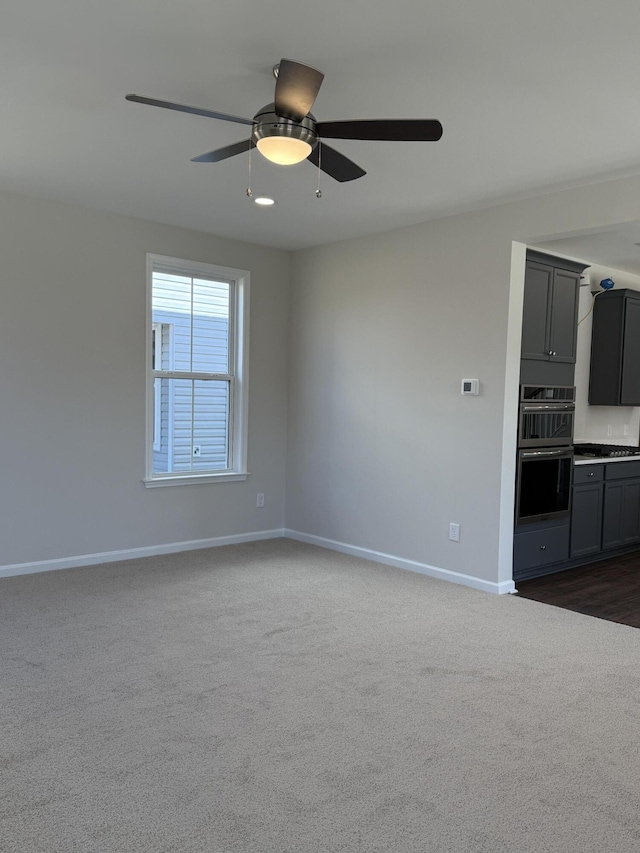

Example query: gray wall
[287,215,515,588]
[0,190,290,567]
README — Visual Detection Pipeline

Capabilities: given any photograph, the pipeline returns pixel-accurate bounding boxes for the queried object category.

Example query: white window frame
[152,323,162,452]
[151,322,175,460]
[144,254,250,487]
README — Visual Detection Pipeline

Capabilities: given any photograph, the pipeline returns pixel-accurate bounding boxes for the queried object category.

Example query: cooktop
[574,443,640,458]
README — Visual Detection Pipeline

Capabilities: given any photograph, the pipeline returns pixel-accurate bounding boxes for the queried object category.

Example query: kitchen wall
[573,263,640,444]
[0,190,291,571]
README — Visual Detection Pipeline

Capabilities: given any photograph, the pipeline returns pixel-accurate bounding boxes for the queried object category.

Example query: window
[145,255,250,486]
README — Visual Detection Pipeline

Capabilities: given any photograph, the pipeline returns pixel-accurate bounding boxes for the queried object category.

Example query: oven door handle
[520,448,573,459]
[521,404,575,413]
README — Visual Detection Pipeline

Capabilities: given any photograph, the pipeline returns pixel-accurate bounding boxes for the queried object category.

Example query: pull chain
[316,143,322,198]
[246,144,253,198]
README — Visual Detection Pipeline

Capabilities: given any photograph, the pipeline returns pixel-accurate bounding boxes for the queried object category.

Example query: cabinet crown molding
[526,249,589,275]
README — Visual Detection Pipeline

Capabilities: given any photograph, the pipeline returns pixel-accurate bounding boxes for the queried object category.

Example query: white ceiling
[5,0,640,253]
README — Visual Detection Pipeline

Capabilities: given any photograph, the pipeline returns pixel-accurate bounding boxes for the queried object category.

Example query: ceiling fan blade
[316,119,443,141]
[274,59,324,122]
[126,94,253,127]
[191,139,255,163]
[307,143,366,182]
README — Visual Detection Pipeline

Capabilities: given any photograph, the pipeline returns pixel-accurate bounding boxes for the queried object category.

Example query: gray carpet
[2,538,640,852]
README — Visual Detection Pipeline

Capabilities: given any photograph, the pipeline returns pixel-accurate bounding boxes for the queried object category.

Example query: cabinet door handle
[540,545,547,550]
[588,472,594,477]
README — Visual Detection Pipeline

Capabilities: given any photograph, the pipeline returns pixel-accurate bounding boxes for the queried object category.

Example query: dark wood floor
[516,550,640,628]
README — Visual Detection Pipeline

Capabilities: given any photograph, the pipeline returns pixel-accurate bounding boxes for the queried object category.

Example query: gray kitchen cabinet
[602,460,640,550]
[513,522,570,579]
[602,480,640,549]
[589,288,640,406]
[521,251,586,366]
[570,465,603,559]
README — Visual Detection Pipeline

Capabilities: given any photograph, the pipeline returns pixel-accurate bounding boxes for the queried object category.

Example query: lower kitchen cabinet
[570,482,603,558]
[601,460,640,550]
[602,478,640,549]
[513,522,570,579]
[570,464,603,558]
[570,460,640,559]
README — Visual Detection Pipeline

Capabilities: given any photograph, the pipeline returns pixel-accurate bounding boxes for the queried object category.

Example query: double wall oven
[516,385,575,525]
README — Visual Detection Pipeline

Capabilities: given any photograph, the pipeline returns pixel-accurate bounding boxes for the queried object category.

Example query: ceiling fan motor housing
[252,103,319,150]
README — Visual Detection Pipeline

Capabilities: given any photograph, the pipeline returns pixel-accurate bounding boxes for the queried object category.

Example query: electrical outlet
[256,493,265,508]
[449,522,460,542]
[192,445,201,456]
[607,425,613,437]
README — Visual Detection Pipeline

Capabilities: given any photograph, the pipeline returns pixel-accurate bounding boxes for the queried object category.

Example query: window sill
[143,472,249,488]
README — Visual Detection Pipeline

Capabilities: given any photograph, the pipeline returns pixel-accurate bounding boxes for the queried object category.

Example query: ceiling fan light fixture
[252,106,318,166]
[255,135,312,165]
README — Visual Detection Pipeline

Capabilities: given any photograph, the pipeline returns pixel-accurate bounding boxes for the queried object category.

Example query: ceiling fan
[126,59,443,182]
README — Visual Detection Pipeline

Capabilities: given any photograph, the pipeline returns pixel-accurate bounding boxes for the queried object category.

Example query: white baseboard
[0,527,516,595]
[0,529,286,579]
[284,529,516,595]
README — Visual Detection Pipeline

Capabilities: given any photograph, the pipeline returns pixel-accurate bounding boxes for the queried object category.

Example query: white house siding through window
[151,268,233,475]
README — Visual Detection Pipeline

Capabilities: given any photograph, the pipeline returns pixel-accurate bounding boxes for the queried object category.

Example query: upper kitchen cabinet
[589,288,640,406]
[520,251,588,386]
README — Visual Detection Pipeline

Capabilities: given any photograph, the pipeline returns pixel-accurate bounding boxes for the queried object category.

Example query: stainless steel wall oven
[516,447,573,524]
[516,385,575,524]
[518,385,575,448]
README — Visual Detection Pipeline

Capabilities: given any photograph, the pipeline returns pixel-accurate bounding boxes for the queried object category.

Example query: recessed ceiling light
[253,196,275,206]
